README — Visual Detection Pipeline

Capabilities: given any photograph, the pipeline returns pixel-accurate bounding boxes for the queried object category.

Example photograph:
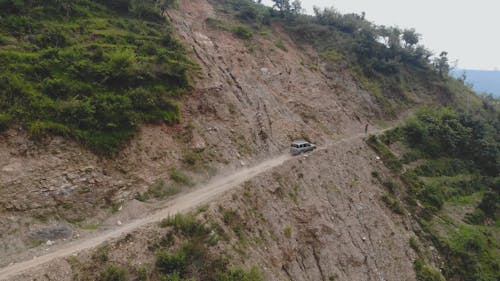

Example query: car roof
[292,140,309,145]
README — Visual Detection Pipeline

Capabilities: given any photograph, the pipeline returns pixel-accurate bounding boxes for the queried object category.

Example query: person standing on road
[365,123,369,135]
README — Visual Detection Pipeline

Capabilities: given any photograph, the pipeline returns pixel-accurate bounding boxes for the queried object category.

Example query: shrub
[418,185,445,214]
[232,25,253,39]
[136,179,181,201]
[275,40,287,51]
[477,190,499,220]
[101,265,128,281]
[0,113,12,132]
[283,226,292,238]
[414,259,445,281]
[170,169,193,186]
[156,251,187,276]
[216,267,263,281]
[367,135,402,172]
[409,237,421,255]
[382,193,404,214]
[442,225,499,281]
[160,213,209,237]
[383,179,399,194]
[0,34,8,45]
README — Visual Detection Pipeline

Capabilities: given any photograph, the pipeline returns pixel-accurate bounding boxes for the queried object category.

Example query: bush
[383,179,400,194]
[417,185,445,217]
[160,213,209,237]
[283,226,292,238]
[170,169,193,186]
[477,190,499,220]
[232,25,253,39]
[382,193,404,214]
[414,259,445,281]
[156,251,187,276]
[136,179,181,201]
[442,225,499,281]
[409,237,421,255]
[101,265,128,281]
[0,113,12,132]
[367,135,402,172]
[222,0,270,26]
[0,34,8,45]
[216,267,263,281]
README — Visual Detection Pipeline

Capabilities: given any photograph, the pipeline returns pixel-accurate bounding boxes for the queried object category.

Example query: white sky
[262,0,500,70]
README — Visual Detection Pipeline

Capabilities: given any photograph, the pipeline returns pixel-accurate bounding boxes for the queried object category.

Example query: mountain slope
[1,0,497,281]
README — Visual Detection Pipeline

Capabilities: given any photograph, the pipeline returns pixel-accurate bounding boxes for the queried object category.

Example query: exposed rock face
[202,137,417,281]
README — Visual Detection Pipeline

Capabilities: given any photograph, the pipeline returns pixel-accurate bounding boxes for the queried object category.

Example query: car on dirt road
[290,140,316,155]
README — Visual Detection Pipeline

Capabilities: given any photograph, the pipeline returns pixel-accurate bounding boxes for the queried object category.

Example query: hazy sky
[262,0,500,70]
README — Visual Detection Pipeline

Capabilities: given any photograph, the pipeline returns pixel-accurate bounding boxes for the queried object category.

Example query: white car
[290,140,316,155]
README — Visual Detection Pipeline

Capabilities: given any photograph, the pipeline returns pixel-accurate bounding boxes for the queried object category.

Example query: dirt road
[0,129,386,280]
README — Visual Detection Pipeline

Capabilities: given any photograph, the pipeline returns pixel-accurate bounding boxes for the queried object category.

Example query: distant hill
[452,69,500,97]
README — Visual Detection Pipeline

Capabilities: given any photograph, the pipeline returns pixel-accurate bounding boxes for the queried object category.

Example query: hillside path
[0,128,389,280]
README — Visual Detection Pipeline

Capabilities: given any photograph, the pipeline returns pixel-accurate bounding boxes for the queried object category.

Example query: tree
[402,28,419,48]
[272,0,290,17]
[290,0,303,16]
[158,0,176,14]
[388,27,402,49]
[434,51,450,77]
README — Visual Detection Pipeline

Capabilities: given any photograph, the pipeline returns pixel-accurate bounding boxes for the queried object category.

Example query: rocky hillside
[0,0,385,261]
[0,0,496,280]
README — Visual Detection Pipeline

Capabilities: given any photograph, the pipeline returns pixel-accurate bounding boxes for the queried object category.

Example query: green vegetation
[0,0,193,155]
[135,179,181,201]
[274,39,287,51]
[382,192,404,214]
[156,213,261,281]
[101,264,128,281]
[414,259,445,281]
[367,135,402,172]
[213,0,483,119]
[280,6,451,115]
[216,268,262,281]
[170,169,193,186]
[283,226,292,238]
[370,106,500,281]
[160,213,210,237]
[232,24,253,39]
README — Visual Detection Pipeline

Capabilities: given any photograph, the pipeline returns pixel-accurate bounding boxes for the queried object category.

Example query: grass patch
[170,169,193,186]
[101,264,128,281]
[414,259,445,281]
[367,135,402,172]
[283,226,292,238]
[274,39,287,51]
[0,1,193,155]
[80,224,99,230]
[382,193,404,214]
[135,179,181,201]
[160,213,209,238]
[232,24,253,39]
